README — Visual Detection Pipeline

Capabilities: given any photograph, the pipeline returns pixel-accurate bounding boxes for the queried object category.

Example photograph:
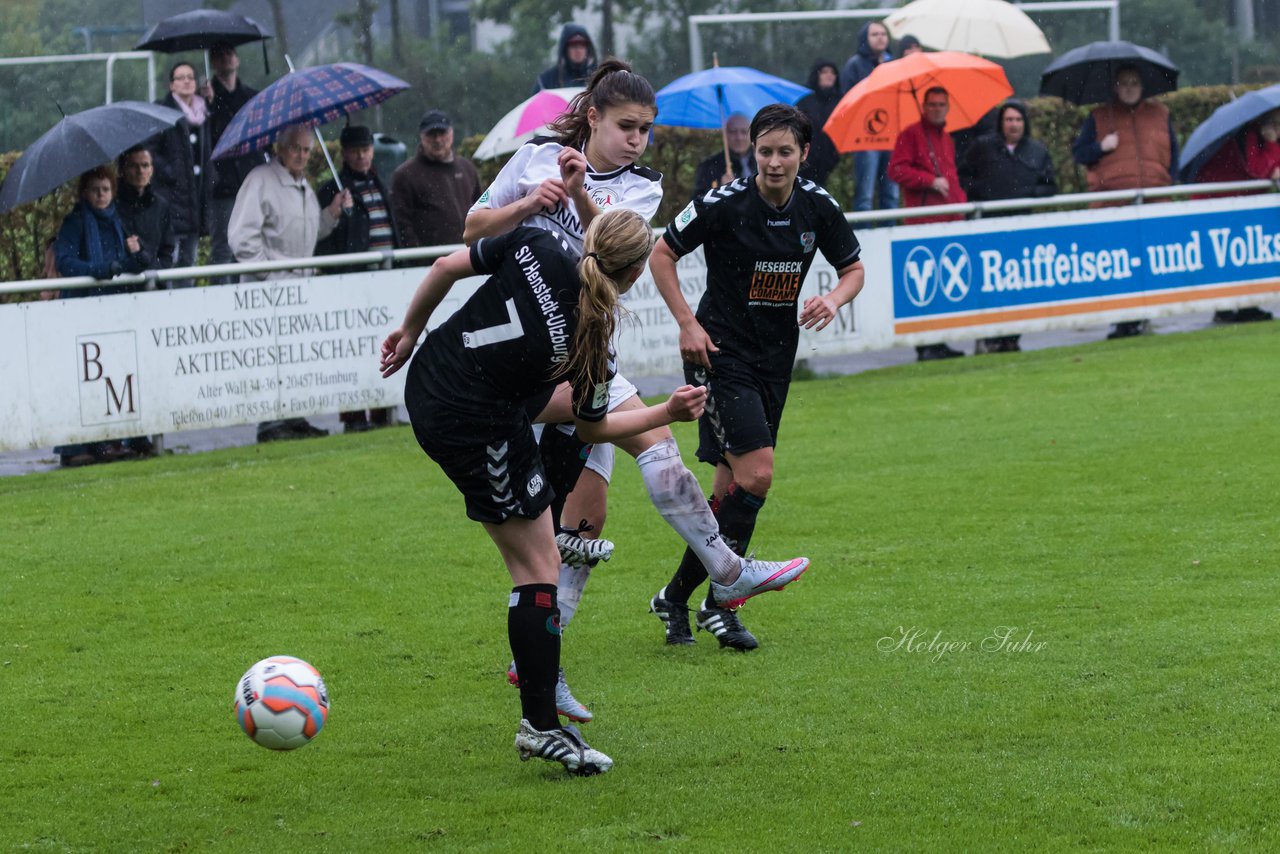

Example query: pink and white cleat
[710,555,810,609]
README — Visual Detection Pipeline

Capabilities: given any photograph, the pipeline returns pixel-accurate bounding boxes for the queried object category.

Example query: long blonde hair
[564,208,655,393]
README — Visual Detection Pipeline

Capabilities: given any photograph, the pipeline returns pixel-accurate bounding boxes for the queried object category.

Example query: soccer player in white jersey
[465,61,810,722]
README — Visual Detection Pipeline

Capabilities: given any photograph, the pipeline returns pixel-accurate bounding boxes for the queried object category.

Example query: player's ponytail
[551,58,657,149]
[564,208,655,393]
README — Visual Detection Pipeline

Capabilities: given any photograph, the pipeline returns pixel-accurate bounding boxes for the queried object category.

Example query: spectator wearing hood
[840,21,899,213]
[797,59,842,186]
[898,34,923,58]
[532,24,598,93]
[961,101,1058,353]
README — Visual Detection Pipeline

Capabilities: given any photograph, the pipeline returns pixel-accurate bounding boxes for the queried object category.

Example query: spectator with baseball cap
[390,109,482,249]
[317,123,402,434]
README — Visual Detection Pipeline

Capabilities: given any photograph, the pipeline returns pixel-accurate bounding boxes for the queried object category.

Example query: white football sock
[557,561,591,628]
[634,437,740,585]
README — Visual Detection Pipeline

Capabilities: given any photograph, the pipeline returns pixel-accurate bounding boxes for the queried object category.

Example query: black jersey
[410,227,611,423]
[663,176,861,370]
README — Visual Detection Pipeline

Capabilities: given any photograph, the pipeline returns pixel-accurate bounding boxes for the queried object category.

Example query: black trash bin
[373,133,407,178]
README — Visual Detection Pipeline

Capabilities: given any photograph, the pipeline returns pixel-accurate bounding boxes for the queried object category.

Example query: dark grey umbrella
[0,101,184,214]
[136,9,273,79]
[1039,40,1179,105]
[136,9,272,53]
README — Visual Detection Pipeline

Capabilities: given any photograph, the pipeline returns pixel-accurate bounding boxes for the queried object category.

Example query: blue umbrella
[0,101,184,214]
[211,62,409,161]
[1179,84,1280,181]
[655,66,810,129]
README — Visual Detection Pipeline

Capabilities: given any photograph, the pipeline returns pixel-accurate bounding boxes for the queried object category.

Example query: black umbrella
[136,9,273,78]
[0,101,184,214]
[1039,40,1179,105]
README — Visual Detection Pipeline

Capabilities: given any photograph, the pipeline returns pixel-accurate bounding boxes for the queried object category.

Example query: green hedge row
[1,84,1267,299]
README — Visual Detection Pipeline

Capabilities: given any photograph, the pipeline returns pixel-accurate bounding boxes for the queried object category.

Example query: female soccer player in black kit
[648,104,867,651]
[381,208,806,775]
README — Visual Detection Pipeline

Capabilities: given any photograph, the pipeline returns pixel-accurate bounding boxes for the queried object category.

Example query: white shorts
[582,371,639,484]
[530,372,639,486]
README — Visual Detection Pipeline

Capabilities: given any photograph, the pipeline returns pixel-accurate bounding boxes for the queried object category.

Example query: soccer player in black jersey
[648,104,866,650]
[380,209,808,774]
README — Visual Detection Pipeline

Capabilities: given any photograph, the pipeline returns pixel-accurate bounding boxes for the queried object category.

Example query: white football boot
[515,719,613,775]
[710,555,810,609]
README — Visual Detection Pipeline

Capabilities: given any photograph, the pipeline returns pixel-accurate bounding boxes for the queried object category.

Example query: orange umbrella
[824,51,1013,152]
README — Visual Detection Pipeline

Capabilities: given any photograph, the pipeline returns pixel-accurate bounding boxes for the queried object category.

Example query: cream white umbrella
[884,0,1050,59]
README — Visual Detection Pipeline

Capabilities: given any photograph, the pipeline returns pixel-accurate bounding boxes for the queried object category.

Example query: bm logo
[902,243,972,307]
[77,332,141,425]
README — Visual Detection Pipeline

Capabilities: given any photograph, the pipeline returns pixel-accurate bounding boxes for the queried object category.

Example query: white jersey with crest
[468,139,664,259]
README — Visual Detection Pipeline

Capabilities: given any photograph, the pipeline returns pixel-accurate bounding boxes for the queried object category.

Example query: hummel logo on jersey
[767,219,791,227]
[675,201,697,231]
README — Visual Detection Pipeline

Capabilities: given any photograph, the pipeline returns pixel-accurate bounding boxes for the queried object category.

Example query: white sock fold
[557,561,591,628]
[634,437,739,584]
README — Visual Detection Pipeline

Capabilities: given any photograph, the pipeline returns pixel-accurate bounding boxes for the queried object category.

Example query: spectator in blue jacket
[52,165,151,467]
[840,21,899,213]
[54,166,146,293]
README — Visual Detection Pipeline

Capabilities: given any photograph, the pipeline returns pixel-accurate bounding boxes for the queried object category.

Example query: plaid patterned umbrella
[211,62,409,161]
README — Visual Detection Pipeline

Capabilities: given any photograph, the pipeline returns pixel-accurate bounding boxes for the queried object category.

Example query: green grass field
[3,323,1278,852]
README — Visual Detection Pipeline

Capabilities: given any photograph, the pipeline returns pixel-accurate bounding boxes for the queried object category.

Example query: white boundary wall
[3,194,1278,451]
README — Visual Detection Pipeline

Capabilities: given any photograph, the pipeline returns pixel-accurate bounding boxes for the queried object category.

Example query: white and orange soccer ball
[234,656,329,750]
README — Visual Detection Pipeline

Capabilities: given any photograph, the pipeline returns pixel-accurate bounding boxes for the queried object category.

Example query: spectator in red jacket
[1195,112,1280,323]
[888,86,966,361]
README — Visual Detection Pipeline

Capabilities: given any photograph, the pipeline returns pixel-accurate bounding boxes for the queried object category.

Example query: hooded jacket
[960,101,1058,204]
[533,24,598,93]
[797,59,843,184]
[839,23,892,93]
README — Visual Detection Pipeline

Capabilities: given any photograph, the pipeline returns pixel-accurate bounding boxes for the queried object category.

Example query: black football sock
[704,483,765,608]
[507,584,561,732]
[663,546,707,605]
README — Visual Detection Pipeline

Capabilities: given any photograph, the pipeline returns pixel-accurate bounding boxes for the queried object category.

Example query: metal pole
[690,19,703,72]
[105,54,116,104]
[285,54,343,192]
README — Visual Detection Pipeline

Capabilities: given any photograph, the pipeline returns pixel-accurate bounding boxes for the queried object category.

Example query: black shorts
[405,382,553,525]
[684,353,791,466]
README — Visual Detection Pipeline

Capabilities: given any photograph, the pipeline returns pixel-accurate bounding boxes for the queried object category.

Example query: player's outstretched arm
[462,180,568,245]
[380,248,476,377]
[650,240,718,368]
[575,384,706,444]
[800,260,866,331]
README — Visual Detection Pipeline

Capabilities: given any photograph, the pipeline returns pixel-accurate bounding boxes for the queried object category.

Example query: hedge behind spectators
[1,84,1270,297]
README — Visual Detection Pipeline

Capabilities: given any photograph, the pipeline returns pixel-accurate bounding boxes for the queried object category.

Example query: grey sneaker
[506,664,593,722]
[515,719,612,775]
[710,555,810,609]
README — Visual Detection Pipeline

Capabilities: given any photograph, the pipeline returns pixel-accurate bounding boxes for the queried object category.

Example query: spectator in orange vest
[1072,65,1179,339]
